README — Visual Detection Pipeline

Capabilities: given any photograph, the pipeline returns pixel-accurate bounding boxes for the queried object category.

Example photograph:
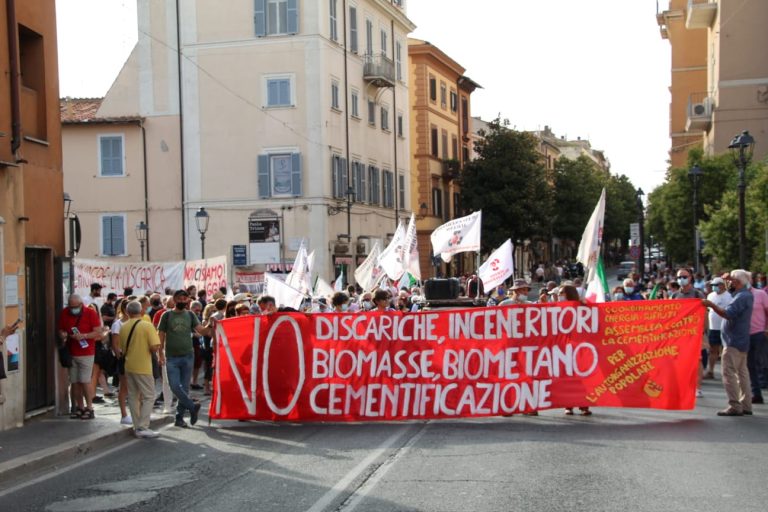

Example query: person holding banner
[558,285,593,417]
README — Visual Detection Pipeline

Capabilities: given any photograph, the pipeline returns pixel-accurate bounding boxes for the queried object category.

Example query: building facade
[63,0,416,289]
[657,0,768,167]
[1,0,66,429]
[408,38,479,279]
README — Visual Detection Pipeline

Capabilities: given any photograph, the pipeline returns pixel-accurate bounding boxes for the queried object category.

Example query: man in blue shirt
[703,269,754,416]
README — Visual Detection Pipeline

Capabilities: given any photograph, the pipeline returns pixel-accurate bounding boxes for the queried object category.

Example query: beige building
[408,38,479,278]
[62,0,415,286]
[61,98,182,262]
[657,0,768,167]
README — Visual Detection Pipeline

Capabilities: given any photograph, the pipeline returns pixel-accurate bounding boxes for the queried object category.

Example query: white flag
[264,273,305,310]
[478,239,514,291]
[313,277,335,298]
[378,222,407,280]
[354,241,382,292]
[431,211,482,263]
[306,250,316,276]
[403,213,421,280]
[334,270,344,292]
[576,188,606,285]
[285,240,311,294]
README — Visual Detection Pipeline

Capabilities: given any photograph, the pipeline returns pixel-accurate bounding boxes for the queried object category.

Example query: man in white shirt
[705,277,733,379]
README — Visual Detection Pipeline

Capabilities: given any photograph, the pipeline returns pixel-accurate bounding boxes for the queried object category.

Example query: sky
[56,0,672,195]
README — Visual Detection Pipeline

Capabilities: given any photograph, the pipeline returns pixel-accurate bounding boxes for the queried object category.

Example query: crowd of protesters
[52,259,766,436]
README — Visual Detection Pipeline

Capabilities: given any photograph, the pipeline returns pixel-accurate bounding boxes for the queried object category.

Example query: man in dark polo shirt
[158,289,214,428]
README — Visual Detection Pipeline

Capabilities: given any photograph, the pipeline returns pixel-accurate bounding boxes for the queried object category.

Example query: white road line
[337,423,429,512]
[0,423,174,498]
[305,426,415,512]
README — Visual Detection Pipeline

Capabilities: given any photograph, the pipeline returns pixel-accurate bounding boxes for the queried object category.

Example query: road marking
[338,423,429,512]
[305,426,415,512]
[0,439,139,498]
[0,422,174,498]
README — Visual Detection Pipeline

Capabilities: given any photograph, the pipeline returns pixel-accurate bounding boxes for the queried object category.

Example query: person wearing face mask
[157,290,215,428]
[331,292,350,313]
[621,278,644,300]
[612,285,625,302]
[58,294,104,419]
[704,277,733,379]
[671,268,706,397]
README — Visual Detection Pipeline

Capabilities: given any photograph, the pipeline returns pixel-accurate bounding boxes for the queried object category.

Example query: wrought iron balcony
[442,159,461,181]
[363,54,395,88]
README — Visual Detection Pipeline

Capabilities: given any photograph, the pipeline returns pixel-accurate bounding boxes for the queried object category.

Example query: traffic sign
[629,246,640,259]
[629,223,640,245]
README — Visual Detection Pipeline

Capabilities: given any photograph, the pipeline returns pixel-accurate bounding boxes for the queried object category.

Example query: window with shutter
[368,100,375,126]
[380,29,387,57]
[349,7,358,53]
[331,80,340,110]
[429,77,436,102]
[351,90,359,118]
[101,215,126,256]
[329,0,338,41]
[431,127,438,158]
[368,165,380,205]
[258,155,270,197]
[365,19,373,56]
[441,130,448,160]
[395,41,402,81]
[266,77,292,107]
[381,106,389,131]
[398,173,405,210]
[291,153,302,196]
[440,82,447,109]
[397,113,403,137]
[261,0,297,36]
[99,135,124,176]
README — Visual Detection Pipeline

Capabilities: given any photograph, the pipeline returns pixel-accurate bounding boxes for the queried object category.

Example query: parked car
[617,261,636,280]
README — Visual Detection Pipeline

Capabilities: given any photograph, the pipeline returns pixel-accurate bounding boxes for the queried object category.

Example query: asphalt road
[3,376,768,512]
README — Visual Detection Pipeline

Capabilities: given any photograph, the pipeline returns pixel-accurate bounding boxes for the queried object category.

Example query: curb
[0,415,174,492]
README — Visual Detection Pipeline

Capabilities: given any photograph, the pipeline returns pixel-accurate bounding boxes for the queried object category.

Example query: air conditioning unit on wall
[692,98,712,116]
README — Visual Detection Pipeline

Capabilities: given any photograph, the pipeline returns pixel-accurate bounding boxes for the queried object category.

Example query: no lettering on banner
[211,300,704,421]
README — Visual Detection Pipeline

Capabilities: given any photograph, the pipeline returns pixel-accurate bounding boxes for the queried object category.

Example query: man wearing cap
[705,277,733,379]
[158,289,215,428]
[499,280,531,306]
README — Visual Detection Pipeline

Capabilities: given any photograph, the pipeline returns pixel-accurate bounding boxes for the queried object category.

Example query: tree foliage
[460,119,553,253]
[646,147,768,273]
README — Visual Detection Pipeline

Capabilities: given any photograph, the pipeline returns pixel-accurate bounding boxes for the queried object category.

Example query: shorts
[69,355,94,384]
[708,329,722,347]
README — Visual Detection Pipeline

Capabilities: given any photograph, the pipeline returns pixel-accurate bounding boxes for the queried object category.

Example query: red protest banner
[211,300,704,422]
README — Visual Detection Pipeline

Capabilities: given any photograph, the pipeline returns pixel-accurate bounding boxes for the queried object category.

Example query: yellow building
[657,0,768,167]
[1,0,66,429]
[408,38,479,278]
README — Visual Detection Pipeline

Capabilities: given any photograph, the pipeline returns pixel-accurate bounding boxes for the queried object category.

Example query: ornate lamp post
[195,207,210,259]
[688,164,703,273]
[135,221,148,261]
[728,131,755,269]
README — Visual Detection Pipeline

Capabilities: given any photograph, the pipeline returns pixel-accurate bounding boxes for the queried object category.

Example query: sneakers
[190,402,202,426]
[120,415,133,426]
[135,428,159,439]
[190,384,204,390]
[174,419,190,428]
[92,396,105,404]
[695,389,704,397]
[751,395,764,404]
[717,408,744,416]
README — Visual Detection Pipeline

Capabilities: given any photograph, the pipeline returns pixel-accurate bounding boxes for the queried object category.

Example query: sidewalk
[0,387,210,491]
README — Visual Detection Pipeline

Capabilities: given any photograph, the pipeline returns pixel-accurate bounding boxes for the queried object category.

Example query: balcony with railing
[686,91,713,132]
[363,54,395,88]
[442,159,461,182]
[686,0,718,29]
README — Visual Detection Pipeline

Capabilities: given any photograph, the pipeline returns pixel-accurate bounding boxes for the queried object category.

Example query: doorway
[25,248,55,411]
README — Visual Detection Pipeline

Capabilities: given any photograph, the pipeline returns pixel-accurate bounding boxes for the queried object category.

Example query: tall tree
[552,155,604,242]
[459,119,553,254]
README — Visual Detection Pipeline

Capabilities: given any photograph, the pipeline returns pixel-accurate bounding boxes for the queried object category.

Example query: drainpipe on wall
[6,0,21,156]
[342,0,352,245]
[391,19,398,228]
[140,120,150,260]
[175,0,187,258]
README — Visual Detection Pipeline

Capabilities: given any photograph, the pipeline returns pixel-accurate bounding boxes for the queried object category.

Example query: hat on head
[233,293,250,303]
[212,291,225,300]
[511,279,531,291]
[710,277,725,286]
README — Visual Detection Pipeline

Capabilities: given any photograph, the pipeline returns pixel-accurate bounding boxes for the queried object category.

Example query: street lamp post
[728,131,755,269]
[195,207,210,259]
[135,221,148,261]
[688,165,703,273]
[636,188,645,280]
